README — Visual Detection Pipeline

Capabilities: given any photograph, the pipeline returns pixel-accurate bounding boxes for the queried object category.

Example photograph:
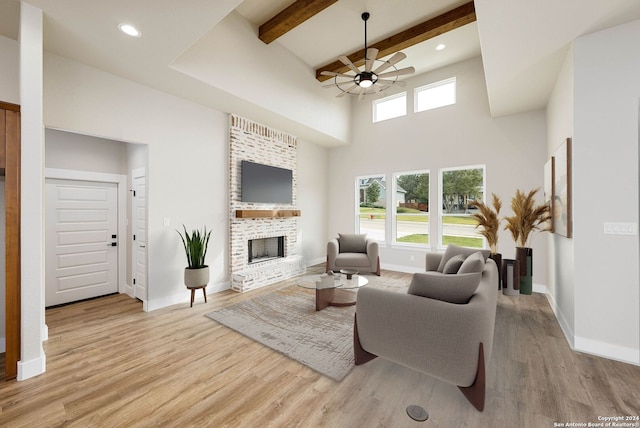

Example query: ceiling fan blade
[338,55,360,74]
[321,70,356,79]
[365,48,378,72]
[377,79,407,87]
[322,80,356,88]
[337,84,358,97]
[377,66,415,79]
[373,51,407,74]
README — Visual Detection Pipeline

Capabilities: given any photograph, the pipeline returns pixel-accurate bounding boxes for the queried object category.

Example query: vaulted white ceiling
[1,0,639,146]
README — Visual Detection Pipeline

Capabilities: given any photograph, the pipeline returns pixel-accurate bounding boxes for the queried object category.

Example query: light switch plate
[163,217,171,227]
[603,222,638,235]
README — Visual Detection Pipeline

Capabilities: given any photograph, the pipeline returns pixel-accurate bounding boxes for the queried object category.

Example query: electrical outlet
[163,217,171,227]
[410,255,415,262]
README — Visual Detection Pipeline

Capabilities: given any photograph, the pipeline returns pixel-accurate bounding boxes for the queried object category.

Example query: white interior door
[45,179,119,307]
[132,169,147,302]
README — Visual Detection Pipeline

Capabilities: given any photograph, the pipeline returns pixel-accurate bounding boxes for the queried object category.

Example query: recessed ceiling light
[118,23,141,38]
[436,44,446,51]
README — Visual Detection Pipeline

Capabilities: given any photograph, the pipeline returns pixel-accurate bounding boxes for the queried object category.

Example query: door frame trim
[45,168,129,297]
[131,166,147,311]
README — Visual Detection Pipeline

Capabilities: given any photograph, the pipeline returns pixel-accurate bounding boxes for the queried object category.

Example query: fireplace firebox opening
[248,236,285,264]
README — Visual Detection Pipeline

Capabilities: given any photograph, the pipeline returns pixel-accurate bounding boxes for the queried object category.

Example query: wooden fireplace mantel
[235,209,301,219]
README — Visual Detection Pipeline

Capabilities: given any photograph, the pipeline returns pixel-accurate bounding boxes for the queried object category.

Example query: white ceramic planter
[184,266,210,288]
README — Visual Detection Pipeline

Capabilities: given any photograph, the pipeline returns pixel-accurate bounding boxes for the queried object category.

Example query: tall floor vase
[516,247,533,295]
[488,253,502,290]
[502,259,520,296]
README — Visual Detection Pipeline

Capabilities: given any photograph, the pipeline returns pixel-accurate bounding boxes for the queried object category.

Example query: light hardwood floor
[1,267,639,427]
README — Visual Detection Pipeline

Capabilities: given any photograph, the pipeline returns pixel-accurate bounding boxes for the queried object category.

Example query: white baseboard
[574,336,640,366]
[17,353,47,381]
[544,290,575,349]
[544,289,639,366]
[42,323,49,342]
[145,280,230,312]
[532,282,547,294]
[380,263,424,274]
[206,281,230,295]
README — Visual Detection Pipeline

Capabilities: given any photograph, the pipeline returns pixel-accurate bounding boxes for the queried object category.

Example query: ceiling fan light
[354,71,377,88]
[359,78,373,88]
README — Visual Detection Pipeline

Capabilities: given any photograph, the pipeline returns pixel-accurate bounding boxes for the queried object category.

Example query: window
[394,171,429,245]
[414,77,456,113]
[373,92,406,123]
[356,175,386,241]
[439,165,485,248]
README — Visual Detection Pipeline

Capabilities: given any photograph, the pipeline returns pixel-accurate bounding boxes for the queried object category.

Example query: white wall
[297,140,329,266]
[42,51,330,310]
[45,128,127,174]
[328,56,549,278]
[572,20,640,364]
[43,52,230,311]
[172,11,351,147]
[19,1,46,380]
[546,47,576,344]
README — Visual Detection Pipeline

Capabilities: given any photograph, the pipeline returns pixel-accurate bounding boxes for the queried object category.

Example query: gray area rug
[206,273,409,381]
[206,286,356,381]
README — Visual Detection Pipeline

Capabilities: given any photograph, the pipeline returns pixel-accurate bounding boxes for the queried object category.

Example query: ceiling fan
[321,12,415,99]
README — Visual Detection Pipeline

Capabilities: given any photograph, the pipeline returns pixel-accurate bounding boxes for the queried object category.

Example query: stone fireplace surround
[229,115,305,292]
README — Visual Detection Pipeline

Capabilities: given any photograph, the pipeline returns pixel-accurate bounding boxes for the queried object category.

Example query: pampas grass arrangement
[503,188,551,248]
[469,193,502,254]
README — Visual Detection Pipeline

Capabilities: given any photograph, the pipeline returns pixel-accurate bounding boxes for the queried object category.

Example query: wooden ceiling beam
[259,0,339,44]
[315,1,476,81]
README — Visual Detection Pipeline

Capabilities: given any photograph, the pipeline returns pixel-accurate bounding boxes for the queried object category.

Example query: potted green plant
[503,189,551,295]
[469,193,503,289]
[177,225,212,289]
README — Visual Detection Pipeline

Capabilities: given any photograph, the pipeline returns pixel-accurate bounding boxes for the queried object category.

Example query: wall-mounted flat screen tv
[241,160,293,204]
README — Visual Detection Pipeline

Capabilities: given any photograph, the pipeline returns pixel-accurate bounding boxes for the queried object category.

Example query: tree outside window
[395,171,429,245]
[440,166,485,248]
[366,180,381,206]
[357,175,386,241]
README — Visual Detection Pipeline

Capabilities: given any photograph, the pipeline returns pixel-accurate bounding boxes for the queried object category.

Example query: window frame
[392,169,430,248]
[437,164,486,250]
[372,91,407,123]
[355,173,387,242]
[414,77,456,113]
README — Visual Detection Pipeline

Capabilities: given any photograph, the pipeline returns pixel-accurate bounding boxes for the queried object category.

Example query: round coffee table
[297,274,368,311]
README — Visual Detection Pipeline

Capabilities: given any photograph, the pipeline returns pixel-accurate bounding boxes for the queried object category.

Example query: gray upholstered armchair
[326,233,380,276]
[353,245,498,411]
